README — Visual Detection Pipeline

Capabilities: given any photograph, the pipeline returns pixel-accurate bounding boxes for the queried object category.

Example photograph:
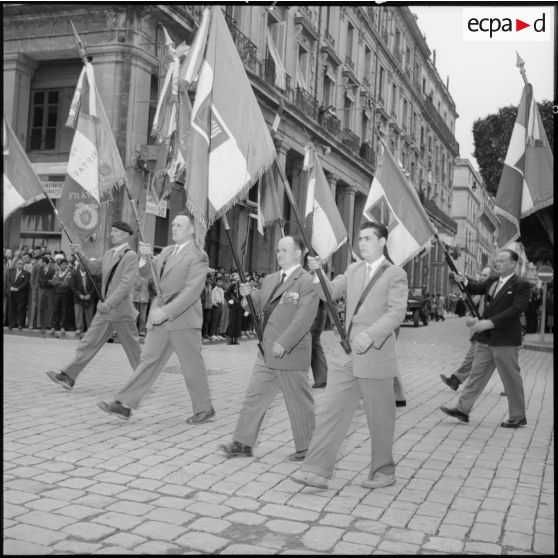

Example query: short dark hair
[360,221,388,240]
[500,249,519,262]
[59,258,68,265]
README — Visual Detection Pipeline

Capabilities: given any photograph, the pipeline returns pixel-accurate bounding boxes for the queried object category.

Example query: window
[343,95,353,129]
[323,74,335,106]
[347,22,354,62]
[378,66,386,102]
[402,98,408,130]
[390,84,397,114]
[361,112,370,143]
[364,46,372,82]
[296,43,310,90]
[29,90,60,151]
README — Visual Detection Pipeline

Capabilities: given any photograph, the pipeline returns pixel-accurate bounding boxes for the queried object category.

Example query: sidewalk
[3,319,554,554]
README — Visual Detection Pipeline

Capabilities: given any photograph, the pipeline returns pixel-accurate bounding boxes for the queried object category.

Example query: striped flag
[257,166,282,235]
[495,82,553,247]
[3,116,46,220]
[185,6,276,246]
[58,61,126,240]
[303,144,348,260]
[364,141,436,266]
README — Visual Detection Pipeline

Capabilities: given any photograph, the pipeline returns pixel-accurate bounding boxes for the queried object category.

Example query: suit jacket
[319,259,408,379]
[84,246,138,322]
[467,274,530,346]
[251,266,318,371]
[145,242,208,331]
[8,268,30,297]
[70,269,98,305]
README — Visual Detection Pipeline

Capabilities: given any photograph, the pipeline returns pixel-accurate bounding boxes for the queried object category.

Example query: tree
[472,99,554,264]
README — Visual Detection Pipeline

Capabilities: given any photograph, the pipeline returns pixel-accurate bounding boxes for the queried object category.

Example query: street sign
[537,265,553,284]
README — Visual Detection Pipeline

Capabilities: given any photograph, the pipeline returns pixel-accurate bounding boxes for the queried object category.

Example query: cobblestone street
[3,317,554,554]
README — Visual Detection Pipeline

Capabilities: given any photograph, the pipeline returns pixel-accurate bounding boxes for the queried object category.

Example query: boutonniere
[280,291,300,304]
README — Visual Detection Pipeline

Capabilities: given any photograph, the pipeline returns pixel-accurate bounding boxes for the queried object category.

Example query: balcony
[223,13,258,72]
[423,94,459,155]
[262,57,290,93]
[359,142,375,167]
[294,86,319,121]
[344,56,355,71]
[318,108,342,138]
[342,128,360,152]
[422,197,458,234]
[295,7,318,40]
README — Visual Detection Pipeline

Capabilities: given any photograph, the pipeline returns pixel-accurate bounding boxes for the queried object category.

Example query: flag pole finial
[69,20,90,64]
[515,51,528,85]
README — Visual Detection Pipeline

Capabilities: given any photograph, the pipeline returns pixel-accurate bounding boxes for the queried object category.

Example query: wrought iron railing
[359,142,375,166]
[223,12,258,72]
[295,87,319,120]
[422,197,458,234]
[342,128,360,152]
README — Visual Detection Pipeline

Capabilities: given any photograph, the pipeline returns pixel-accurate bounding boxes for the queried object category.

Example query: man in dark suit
[441,249,530,428]
[45,221,142,391]
[8,259,30,329]
[70,262,98,335]
[220,236,319,461]
[97,210,215,424]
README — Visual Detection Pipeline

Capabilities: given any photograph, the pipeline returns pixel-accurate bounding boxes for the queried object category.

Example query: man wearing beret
[45,221,142,390]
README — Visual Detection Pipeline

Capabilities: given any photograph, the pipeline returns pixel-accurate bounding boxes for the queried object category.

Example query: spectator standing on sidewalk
[38,256,57,333]
[436,294,446,321]
[201,275,213,339]
[51,259,73,335]
[8,259,30,329]
[209,275,225,340]
[132,274,150,337]
[225,271,243,345]
[71,262,98,336]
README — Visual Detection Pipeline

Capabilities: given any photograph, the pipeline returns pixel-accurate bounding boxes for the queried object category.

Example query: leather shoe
[97,400,131,420]
[46,370,74,391]
[440,374,460,391]
[288,449,307,462]
[312,382,326,389]
[440,405,469,423]
[362,472,396,489]
[500,418,527,428]
[186,407,215,424]
[290,470,328,489]
[220,441,252,458]
[395,400,406,407]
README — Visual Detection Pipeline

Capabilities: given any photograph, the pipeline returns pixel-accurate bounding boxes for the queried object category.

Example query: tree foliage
[472,99,554,265]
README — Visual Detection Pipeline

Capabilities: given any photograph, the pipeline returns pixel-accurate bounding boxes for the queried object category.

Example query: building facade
[452,158,499,283]
[4,4,459,294]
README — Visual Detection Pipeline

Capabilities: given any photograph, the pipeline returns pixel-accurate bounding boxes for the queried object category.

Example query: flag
[303,144,348,260]
[3,116,46,220]
[58,61,126,240]
[495,81,553,247]
[364,141,436,266]
[186,6,276,246]
[257,166,282,235]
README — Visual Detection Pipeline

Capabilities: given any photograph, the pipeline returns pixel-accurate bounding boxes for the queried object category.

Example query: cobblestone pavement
[4,317,554,554]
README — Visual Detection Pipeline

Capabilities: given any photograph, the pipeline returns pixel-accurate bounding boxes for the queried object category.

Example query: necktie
[494,278,505,296]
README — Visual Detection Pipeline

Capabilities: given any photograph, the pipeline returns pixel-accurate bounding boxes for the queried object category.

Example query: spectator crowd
[3,245,274,342]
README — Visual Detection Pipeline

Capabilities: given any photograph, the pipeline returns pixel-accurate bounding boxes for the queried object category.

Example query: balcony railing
[223,12,258,72]
[342,128,360,152]
[295,87,319,120]
[422,197,458,234]
[318,109,342,137]
[344,56,354,70]
[359,142,375,167]
[423,94,459,155]
[262,57,290,93]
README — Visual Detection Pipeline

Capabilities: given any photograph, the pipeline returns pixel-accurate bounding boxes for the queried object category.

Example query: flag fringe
[521,198,553,218]
[398,242,432,268]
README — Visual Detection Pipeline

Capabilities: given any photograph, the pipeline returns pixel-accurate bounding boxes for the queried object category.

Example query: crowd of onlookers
[3,245,271,343]
[3,245,553,338]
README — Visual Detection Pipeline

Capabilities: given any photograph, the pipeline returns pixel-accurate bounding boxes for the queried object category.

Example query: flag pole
[274,159,352,354]
[70,20,163,303]
[434,234,480,319]
[222,213,265,356]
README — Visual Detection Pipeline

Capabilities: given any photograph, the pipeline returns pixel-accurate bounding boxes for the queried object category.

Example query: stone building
[4,4,459,293]
[452,158,499,280]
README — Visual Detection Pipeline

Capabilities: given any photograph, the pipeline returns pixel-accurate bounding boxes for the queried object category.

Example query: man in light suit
[292,222,408,489]
[220,236,319,461]
[45,221,141,390]
[8,259,30,329]
[441,249,530,428]
[98,210,215,424]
